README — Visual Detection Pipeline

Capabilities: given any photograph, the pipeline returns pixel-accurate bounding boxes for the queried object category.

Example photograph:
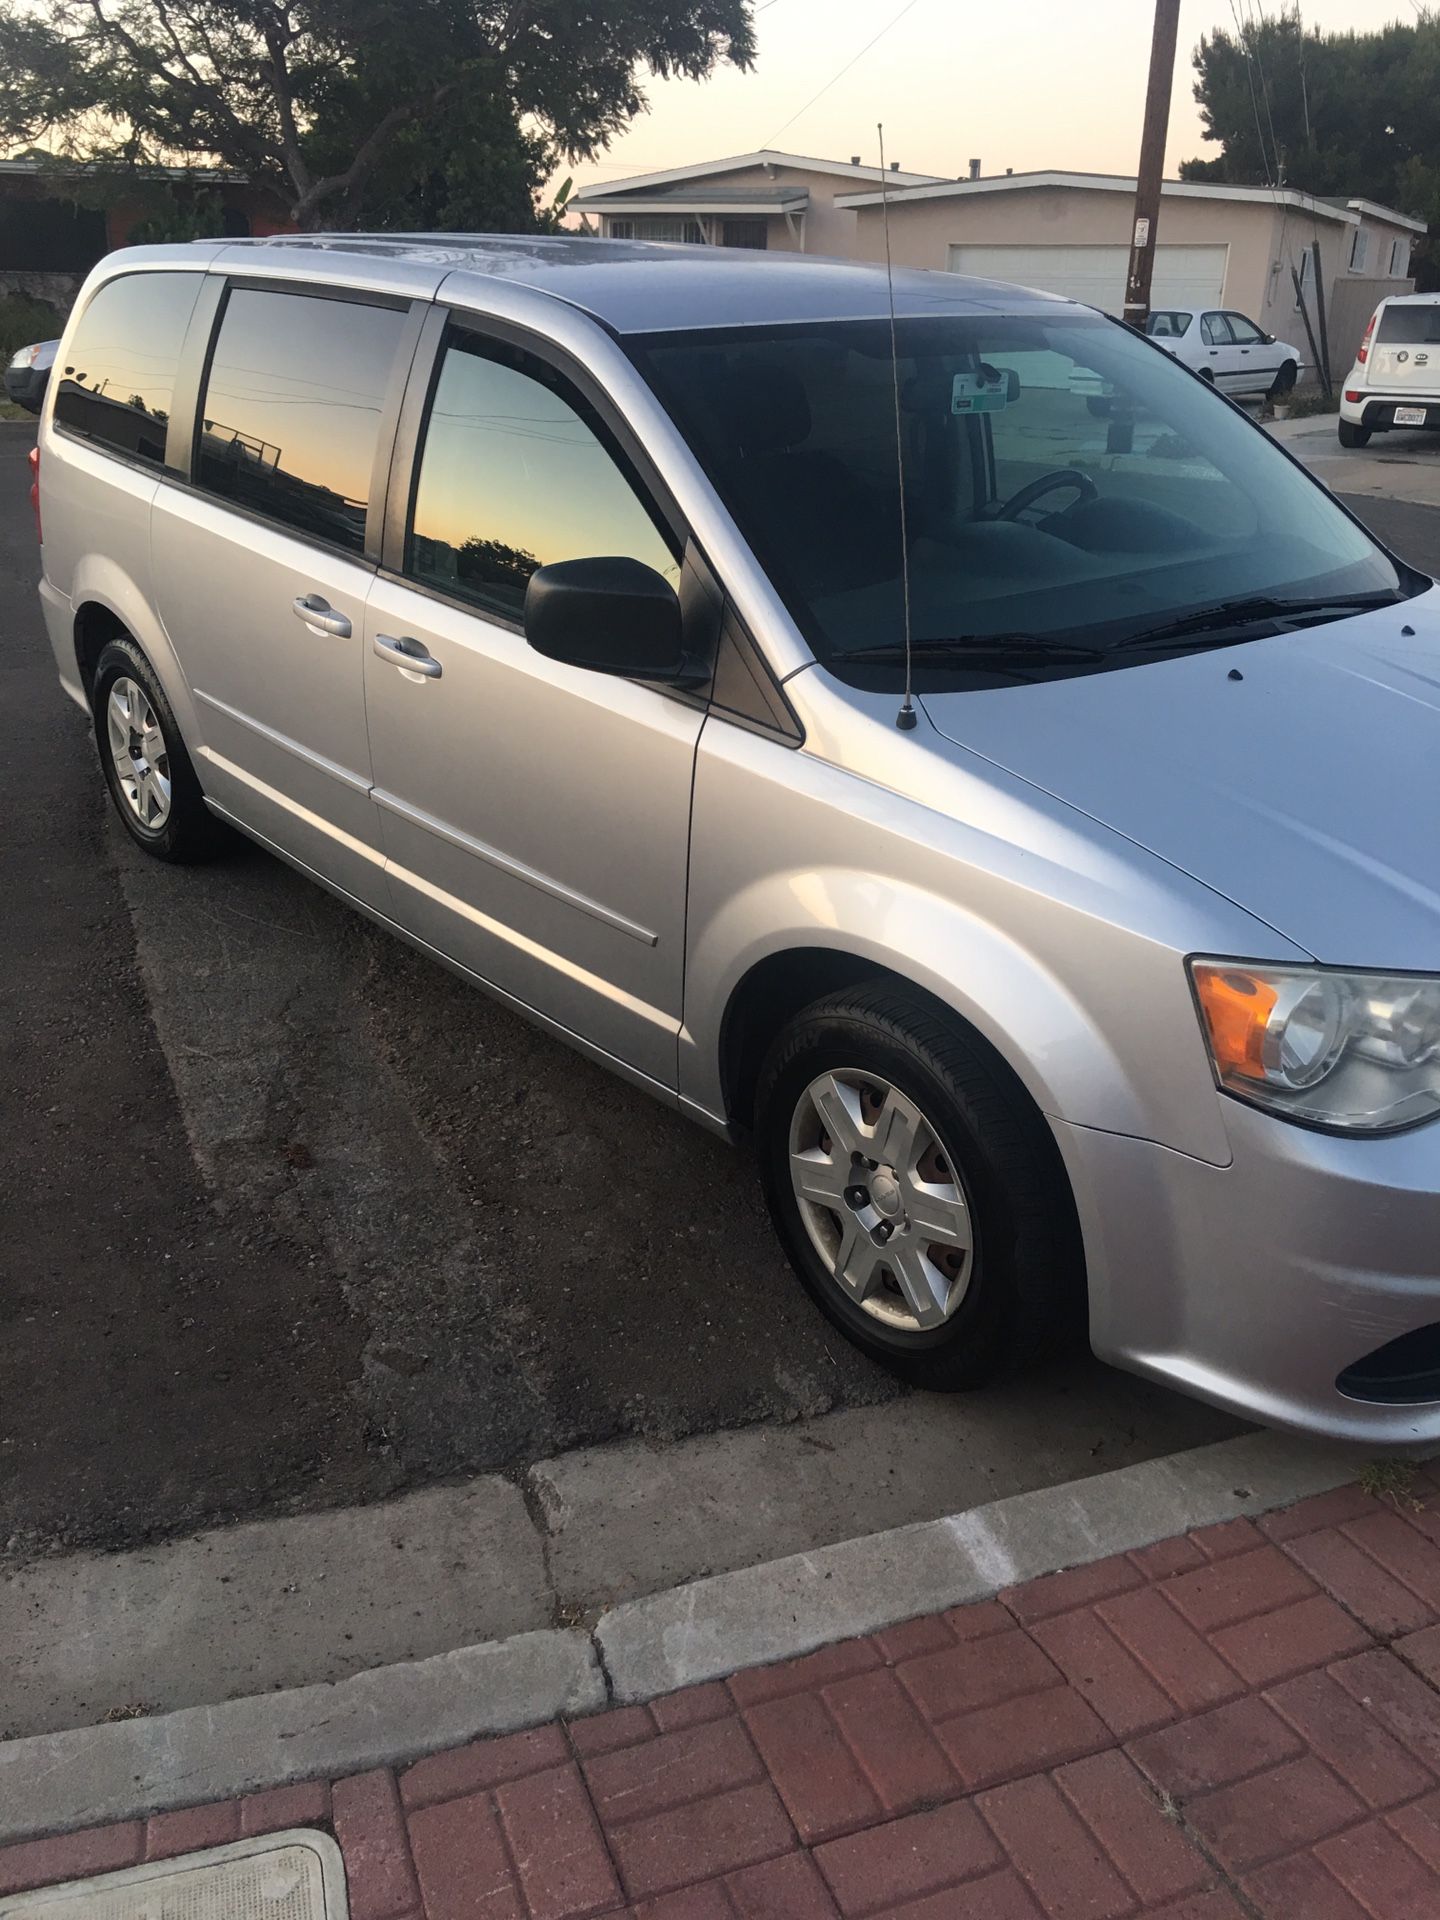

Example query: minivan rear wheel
[755,982,1084,1390]
[92,637,228,862]
[1338,418,1372,448]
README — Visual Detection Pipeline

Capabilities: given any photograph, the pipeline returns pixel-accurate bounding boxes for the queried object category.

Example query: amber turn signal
[1192,964,1279,1083]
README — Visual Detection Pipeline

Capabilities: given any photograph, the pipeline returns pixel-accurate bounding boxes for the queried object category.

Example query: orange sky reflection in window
[411,346,679,583]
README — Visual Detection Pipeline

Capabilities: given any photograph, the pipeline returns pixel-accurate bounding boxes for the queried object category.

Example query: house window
[605,215,705,244]
[1349,229,1369,271]
[1389,237,1410,278]
[721,219,769,250]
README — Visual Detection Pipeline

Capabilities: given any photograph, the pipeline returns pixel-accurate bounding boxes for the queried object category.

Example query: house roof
[1334,197,1427,234]
[573,149,945,202]
[0,155,246,183]
[574,185,811,218]
[834,169,1425,233]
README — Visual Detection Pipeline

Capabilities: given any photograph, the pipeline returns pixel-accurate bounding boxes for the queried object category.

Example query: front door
[363,320,705,1088]
[1222,312,1281,392]
[153,281,415,908]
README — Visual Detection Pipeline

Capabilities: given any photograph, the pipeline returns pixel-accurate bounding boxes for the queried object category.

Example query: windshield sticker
[952,368,1009,414]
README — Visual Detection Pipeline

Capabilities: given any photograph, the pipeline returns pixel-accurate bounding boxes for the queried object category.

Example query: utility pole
[1123,0,1183,330]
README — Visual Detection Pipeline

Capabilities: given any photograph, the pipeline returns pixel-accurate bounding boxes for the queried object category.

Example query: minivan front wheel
[756,983,1084,1389]
[92,637,228,862]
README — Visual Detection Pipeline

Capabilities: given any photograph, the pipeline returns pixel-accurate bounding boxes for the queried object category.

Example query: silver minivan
[34,236,1440,1443]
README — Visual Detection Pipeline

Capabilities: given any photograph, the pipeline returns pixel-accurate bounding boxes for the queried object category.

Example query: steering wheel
[996,468,1100,522]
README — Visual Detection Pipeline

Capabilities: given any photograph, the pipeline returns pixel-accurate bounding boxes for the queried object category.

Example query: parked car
[1339,293,1440,447]
[33,239,1440,1442]
[1145,309,1300,399]
[4,336,58,413]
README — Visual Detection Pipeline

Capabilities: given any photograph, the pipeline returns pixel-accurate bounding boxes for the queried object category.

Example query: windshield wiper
[840,634,1108,669]
[1114,591,1403,655]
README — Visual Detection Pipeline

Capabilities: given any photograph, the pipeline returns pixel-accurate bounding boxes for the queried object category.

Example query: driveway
[4,417,1434,1574]
[1269,412,1440,512]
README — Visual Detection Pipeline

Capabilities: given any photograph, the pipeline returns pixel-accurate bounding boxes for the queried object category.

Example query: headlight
[1190,960,1440,1133]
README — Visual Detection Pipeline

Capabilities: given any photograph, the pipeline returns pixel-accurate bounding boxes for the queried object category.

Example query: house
[0,158,289,312]
[833,170,1425,378]
[573,150,947,258]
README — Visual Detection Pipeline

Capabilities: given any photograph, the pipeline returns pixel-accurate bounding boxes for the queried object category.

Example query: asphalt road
[4,417,1435,1562]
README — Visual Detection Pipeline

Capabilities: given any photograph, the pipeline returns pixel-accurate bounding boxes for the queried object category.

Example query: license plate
[1395,405,1428,426]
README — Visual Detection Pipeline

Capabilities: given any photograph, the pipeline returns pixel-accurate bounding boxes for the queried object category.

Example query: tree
[0,1,755,231]
[1181,14,1440,287]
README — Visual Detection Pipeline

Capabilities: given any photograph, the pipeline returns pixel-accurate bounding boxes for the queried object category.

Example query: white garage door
[947,244,1228,314]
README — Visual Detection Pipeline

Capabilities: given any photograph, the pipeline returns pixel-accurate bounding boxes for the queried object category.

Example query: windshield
[631,311,1413,683]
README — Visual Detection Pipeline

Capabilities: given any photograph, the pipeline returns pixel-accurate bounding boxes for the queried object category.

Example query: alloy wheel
[106,677,172,831]
[787,1069,974,1333]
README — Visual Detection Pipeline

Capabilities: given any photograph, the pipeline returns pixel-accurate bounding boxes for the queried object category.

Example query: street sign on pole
[1123,0,1182,331]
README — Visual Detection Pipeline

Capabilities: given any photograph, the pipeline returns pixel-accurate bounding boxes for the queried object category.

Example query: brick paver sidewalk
[6,1477,1440,1918]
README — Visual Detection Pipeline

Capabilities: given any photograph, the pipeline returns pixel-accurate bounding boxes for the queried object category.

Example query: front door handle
[373,632,442,679]
[293,593,351,638]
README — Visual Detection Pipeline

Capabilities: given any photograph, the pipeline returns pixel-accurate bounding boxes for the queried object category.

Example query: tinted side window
[1225,314,1265,344]
[1201,313,1234,346]
[54,271,202,465]
[197,287,405,553]
[406,332,678,621]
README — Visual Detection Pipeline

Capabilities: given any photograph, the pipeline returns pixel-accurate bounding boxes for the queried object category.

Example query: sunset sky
[565,0,1411,197]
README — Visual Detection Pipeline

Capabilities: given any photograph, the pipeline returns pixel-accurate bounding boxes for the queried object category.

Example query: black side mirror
[524,556,700,684]
[1262,332,1276,345]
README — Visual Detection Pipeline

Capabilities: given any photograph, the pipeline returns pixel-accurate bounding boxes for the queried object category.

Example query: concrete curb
[0,1631,603,1846]
[0,1429,1370,1844]
[595,1428,1365,1699]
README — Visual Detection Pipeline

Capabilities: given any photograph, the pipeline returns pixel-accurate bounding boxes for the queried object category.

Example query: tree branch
[298,81,456,224]
[261,16,309,197]
[85,0,272,175]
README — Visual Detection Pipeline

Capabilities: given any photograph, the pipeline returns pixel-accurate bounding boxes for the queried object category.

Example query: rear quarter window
[53,271,204,465]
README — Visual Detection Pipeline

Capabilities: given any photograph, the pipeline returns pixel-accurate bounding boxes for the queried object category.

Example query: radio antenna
[877,122,917,730]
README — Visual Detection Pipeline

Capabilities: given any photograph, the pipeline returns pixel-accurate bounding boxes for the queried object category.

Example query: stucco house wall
[844,181,1422,376]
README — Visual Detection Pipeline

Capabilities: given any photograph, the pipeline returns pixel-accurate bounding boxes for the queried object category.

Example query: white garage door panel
[948,244,1227,313]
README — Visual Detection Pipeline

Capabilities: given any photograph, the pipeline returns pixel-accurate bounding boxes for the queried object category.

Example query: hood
[920,590,1440,968]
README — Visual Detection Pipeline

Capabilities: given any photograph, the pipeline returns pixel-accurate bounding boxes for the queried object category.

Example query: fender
[69,557,205,750]
[681,715,1305,1166]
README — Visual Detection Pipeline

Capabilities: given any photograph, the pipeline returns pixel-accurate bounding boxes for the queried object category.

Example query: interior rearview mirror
[525,556,698,684]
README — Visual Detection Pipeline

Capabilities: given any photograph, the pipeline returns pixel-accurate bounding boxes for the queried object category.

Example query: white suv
[1340,293,1440,447]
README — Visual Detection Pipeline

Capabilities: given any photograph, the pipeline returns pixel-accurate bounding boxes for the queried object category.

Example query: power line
[1246,0,1284,184]
[762,0,927,148]
[1228,0,1277,187]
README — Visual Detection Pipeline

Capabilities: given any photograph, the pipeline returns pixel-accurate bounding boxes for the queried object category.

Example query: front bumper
[1056,1100,1440,1445]
[3,366,47,414]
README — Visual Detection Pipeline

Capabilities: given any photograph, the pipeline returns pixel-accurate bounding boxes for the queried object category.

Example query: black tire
[92,636,229,863]
[1199,367,1216,383]
[1269,359,1298,398]
[1338,419,1371,449]
[755,981,1085,1391]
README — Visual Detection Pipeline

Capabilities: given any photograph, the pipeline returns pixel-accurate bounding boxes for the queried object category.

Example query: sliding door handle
[293,593,351,638]
[373,632,442,679]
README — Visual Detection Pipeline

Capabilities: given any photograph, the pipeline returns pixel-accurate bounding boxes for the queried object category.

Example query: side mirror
[1262,333,1276,345]
[524,556,698,684]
